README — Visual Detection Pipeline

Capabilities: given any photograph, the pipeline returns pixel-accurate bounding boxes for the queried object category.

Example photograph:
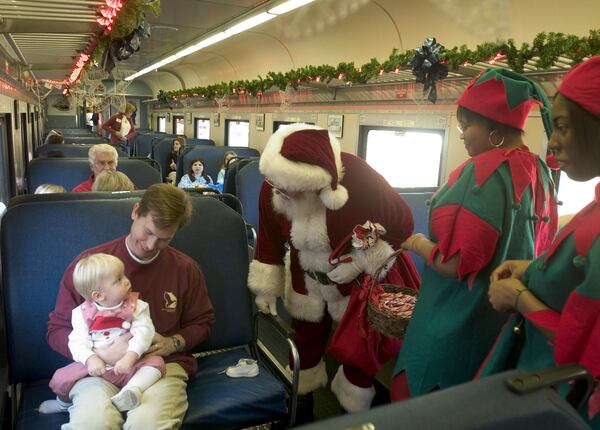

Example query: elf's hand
[327,258,361,284]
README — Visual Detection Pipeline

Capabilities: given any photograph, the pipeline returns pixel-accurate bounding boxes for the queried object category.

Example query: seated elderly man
[72,144,119,192]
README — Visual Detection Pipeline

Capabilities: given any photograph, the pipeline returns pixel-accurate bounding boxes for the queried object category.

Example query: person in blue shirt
[177,158,214,189]
[216,151,237,186]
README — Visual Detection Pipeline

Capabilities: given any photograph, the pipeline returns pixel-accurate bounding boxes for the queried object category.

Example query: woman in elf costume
[391,68,558,400]
[482,56,600,427]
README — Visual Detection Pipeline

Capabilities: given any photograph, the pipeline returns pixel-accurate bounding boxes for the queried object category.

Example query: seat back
[27,158,162,192]
[63,136,108,145]
[185,138,215,147]
[399,192,434,274]
[297,368,590,430]
[223,157,259,195]
[236,160,263,231]
[0,195,252,383]
[177,147,260,184]
[35,144,128,158]
[48,129,92,136]
[133,133,176,157]
[8,191,146,209]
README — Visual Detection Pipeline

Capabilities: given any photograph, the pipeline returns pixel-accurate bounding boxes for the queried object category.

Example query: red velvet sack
[327,255,420,376]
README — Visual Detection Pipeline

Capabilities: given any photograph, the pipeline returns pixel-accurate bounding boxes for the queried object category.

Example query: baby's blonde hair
[72,253,123,301]
[92,170,134,192]
[35,183,66,194]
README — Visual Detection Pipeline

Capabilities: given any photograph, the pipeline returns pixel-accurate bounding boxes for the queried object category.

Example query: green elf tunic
[393,146,557,396]
[478,182,600,428]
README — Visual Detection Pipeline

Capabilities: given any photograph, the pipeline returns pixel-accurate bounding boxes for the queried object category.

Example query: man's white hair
[88,144,119,167]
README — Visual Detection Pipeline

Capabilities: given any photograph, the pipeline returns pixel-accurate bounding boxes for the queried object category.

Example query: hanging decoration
[279,84,295,111]
[158,29,599,103]
[53,0,160,91]
[408,38,448,103]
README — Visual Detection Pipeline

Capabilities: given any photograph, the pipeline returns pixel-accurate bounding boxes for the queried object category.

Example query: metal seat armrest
[506,364,595,411]
[253,312,299,426]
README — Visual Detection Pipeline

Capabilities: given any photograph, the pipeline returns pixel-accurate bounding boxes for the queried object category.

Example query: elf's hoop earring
[489,130,505,148]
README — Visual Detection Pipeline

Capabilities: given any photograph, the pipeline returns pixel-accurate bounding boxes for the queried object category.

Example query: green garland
[158,29,599,101]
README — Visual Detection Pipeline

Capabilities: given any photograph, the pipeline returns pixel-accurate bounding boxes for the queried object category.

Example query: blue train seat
[62,136,108,145]
[222,157,259,196]
[177,146,260,185]
[296,366,592,430]
[185,138,215,146]
[399,192,434,274]
[133,133,176,157]
[7,191,146,209]
[235,160,263,234]
[1,196,297,429]
[151,138,215,182]
[27,158,162,192]
[47,129,92,136]
[35,143,128,158]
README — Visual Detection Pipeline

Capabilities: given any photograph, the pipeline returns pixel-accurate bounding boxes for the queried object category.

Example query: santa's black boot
[292,393,315,426]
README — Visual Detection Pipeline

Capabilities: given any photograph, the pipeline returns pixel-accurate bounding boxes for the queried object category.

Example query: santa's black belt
[305,270,334,285]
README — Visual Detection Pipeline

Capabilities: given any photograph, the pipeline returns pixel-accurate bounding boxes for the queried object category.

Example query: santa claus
[248,124,419,417]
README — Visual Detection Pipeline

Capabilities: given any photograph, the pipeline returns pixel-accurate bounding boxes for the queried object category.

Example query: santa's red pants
[290,313,374,388]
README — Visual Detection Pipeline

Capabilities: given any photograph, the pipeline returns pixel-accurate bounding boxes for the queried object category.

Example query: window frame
[357,124,446,192]
[157,116,166,133]
[225,119,250,147]
[194,117,211,139]
[172,115,185,135]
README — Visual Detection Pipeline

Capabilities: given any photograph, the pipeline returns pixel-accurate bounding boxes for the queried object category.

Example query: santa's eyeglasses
[264,177,291,200]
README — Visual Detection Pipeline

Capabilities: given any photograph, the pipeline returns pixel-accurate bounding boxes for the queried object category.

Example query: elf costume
[393,68,558,397]
[478,56,600,428]
[248,124,419,413]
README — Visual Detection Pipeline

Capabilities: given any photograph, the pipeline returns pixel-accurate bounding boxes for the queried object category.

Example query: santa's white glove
[327,260,362,284]
[255,294,278,316]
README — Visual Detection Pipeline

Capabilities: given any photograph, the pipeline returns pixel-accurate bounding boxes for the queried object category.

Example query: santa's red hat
[558,56,600,117]
[259,123,349,210]
[88,316,127,331]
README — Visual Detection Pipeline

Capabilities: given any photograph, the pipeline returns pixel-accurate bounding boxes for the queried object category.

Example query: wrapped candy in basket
[367,250,418,339]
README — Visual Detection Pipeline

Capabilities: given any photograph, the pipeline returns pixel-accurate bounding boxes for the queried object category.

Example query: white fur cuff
[287,360,328,394]
[352,239,395,279]
[331,366,375,412]
[248,260,285,297]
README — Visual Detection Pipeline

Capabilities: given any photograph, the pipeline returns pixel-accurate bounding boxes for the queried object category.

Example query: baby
[40,253,165,414]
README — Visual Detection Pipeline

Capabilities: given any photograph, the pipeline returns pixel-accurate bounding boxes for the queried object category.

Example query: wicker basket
[367,250,418,339]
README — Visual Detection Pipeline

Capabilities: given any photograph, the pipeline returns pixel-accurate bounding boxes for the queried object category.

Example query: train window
[173,116,185,135]
[359,126,443,190]
[225,119,249,147]
[194,118,210,139]
[557,171,599,216]
[157,116,166,133]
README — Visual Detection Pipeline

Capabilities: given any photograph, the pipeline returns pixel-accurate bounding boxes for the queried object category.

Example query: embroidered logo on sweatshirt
[163,291,177,312]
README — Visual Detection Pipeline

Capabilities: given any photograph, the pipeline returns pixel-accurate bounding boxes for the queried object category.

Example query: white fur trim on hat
[259,123,348,210]
[319,185,349,211]
[331,366,375,412]
[248,260,284,297]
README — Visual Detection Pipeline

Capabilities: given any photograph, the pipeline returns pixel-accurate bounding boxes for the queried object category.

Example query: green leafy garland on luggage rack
[157,29,599,103]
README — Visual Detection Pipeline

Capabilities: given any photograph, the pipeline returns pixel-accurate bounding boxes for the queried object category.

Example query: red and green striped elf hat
[457,68,553,138]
